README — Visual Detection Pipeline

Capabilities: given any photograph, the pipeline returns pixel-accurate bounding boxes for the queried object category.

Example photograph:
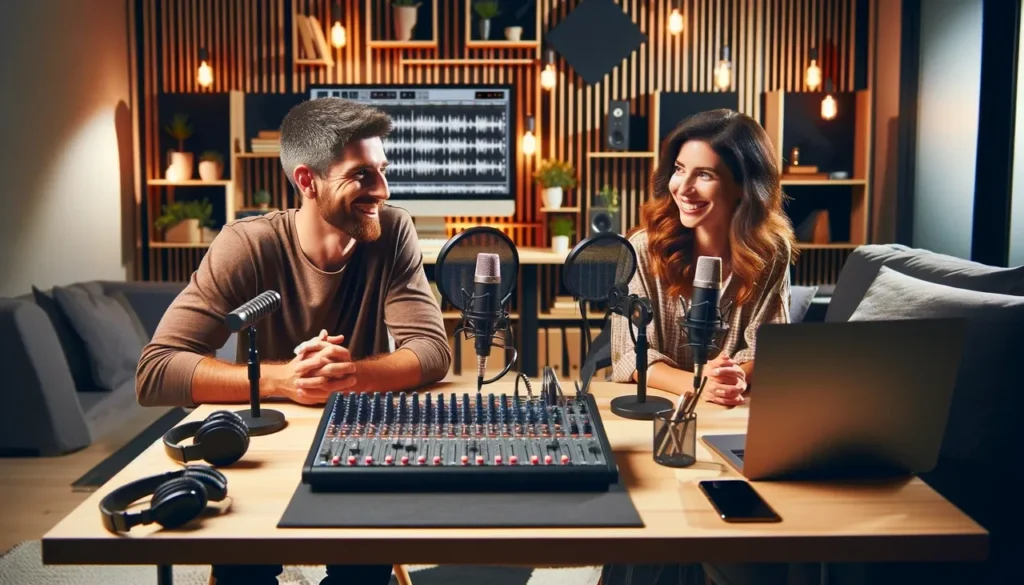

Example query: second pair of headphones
[100,465,228,533]
[162,410,250,467]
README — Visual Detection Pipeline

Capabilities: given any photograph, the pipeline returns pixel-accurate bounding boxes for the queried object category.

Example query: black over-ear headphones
[162,410,250,467]
[99,465,228,533]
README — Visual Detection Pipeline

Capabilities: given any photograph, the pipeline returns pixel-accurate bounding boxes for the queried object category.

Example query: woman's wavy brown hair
[638,108,797,306]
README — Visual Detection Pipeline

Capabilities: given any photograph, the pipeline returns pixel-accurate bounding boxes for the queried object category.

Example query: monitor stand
[413,217,449,245]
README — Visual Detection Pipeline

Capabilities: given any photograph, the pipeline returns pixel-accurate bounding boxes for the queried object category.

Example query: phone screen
[698,480,781,522]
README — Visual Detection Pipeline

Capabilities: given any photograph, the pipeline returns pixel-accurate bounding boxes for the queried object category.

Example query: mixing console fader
[301,383,618,492]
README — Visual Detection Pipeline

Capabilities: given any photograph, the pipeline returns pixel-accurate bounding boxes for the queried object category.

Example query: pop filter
[562,232,671,420]
[434,227,521,389]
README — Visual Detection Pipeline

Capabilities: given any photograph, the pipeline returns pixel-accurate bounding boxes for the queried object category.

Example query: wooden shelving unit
[463,1,542,58]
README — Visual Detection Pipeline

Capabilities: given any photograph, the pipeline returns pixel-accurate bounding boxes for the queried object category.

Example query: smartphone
[698,480,781,523]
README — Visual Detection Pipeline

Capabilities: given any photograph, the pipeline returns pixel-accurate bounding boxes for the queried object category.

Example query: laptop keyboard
[731,449,745,460]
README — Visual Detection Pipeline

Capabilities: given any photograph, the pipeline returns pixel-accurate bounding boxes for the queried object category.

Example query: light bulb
[521,131,536,156]
[714,60,731,90]
[331,21,346,48]
[805,59,821,90]
[668,9,684,35]
[197,61,213,88]
[540,64,556,91]
[821,94,837,120]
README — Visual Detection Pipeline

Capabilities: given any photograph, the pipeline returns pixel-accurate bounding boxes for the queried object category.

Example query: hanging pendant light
[521,115,537,156]
[714,46,731,90]
[821,79,837,120]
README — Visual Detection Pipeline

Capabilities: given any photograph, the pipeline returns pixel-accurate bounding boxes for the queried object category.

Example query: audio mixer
[301,381,619,493]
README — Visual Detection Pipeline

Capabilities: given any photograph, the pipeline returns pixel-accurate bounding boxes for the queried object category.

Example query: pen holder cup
[653,410,697,468]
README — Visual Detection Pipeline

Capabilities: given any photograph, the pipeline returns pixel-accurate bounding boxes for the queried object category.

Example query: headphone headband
[162,420,205,463]
[99,469,186,533]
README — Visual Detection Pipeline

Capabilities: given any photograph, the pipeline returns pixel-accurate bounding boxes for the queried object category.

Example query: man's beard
[317,194,382,242]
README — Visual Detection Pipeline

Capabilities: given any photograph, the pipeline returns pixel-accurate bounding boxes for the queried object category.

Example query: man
[136,97,452,585]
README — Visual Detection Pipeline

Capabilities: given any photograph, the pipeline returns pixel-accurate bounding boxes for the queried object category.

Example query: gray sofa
[820,243,1024,584]
[0,281,236,456]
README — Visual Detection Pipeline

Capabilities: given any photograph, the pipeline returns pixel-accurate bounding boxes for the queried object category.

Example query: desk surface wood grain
[42,381,987,567]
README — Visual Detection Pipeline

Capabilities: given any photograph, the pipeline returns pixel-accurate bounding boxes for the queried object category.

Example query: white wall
[0,0,133,297]
[912,0,983,259]
[1011,5,1024,267]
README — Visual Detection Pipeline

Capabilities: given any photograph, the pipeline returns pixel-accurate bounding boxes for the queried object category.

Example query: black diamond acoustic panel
[544,0,647,85]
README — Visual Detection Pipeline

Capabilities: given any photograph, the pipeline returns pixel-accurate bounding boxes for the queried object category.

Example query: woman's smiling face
[668,139,741,232]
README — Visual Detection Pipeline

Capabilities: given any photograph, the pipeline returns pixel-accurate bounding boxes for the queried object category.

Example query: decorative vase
[505,26,522,41]
[479,19,491,40]
[551,235,570,254]
[394,5,419,41]
[542,186,563,209]
[164,218,201,243]
[167,151,193,181]
[198,161,222,182]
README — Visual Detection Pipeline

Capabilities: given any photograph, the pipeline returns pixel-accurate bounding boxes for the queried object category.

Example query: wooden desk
[42,381,987,569]
[422,246,569,377]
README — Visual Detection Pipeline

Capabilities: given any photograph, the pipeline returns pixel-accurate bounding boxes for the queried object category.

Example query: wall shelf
[401,57,534,66]
[463,1,542,57]
[369,40,439,49]
[540,207,580,213]
[587,151,657,159]
[365,0,439,51]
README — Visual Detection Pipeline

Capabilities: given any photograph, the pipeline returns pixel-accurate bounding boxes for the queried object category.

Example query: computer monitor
[308,84,516,241]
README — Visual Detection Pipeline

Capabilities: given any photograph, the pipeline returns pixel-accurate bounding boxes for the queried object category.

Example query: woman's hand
[700,353,747,406]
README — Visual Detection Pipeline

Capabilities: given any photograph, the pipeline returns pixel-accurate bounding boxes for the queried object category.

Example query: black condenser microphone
[470,253,502,387]
[225,290,282,332]
[684,256,725,389]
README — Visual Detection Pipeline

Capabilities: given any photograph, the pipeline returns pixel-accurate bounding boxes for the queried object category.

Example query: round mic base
[610,394,673,420]
[235,408,287,436]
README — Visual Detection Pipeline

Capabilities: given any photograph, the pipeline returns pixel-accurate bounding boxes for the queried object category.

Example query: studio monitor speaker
[606,100,630,151]
[589,208,621,236]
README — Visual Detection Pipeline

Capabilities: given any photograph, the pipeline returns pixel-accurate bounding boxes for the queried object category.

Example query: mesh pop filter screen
[434,227,519,312]
[563,233,638,302]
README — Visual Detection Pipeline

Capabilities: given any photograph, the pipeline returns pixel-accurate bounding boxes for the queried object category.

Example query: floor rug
[71,407,188,491]
[0,541,602,585]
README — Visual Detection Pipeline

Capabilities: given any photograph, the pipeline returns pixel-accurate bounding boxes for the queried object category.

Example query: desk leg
[520,265,539,378]
[820,562,829,585]
[157,565,173,585]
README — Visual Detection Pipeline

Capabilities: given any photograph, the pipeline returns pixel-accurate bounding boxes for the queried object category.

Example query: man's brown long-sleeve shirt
[136,205,452,407]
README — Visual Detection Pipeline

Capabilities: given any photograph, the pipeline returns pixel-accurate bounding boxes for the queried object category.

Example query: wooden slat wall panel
[138,0,868,282]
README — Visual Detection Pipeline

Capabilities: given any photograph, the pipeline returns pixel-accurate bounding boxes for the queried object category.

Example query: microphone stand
[234,324,287,436]
[607,285,673,420]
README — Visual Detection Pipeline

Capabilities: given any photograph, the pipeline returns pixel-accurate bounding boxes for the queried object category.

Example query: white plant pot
[394,5,419,41]
[164,218,201,243]
[505,26,523,41]
[198,161,222,182]
[479,19,491,40]
[542,186,563,209]
[167,151,193,181]
[551,235,570,254]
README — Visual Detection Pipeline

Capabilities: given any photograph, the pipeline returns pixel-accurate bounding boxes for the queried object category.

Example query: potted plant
[253,189,272,211]
[198,150,223,181]
[596,185,620,211]
[474,0,500,40]
[533,158,577,209]
[164,113,194,181]
[549,217,575,254]
[392,0,421,41]
[155,199,213,243]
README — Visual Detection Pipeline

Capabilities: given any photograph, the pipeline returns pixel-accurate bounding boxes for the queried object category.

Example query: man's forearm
[354,347,424,393]
[190,357,288,404]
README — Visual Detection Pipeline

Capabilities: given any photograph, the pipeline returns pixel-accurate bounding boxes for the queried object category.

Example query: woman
[610,108,797,405]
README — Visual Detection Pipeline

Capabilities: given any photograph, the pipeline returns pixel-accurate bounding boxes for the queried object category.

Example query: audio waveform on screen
[384,137,507,156]
[388,183,509,195]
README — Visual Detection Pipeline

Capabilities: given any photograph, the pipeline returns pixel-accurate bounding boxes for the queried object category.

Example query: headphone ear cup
[149,477,208,530]
[195,411,250,467]
[181,465,229,501]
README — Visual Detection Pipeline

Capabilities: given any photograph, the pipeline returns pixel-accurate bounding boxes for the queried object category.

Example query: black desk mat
[277,480,644,528]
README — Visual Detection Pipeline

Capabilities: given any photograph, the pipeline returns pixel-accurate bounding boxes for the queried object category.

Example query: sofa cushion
[51,283,145,392]
[849,266,1024,464]
[30,286,96,393]
[789,285,818,323]
[827,244,1024,322]
[100,281,187,338]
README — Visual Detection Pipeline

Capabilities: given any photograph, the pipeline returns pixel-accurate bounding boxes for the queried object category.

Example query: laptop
[702,318,967,480]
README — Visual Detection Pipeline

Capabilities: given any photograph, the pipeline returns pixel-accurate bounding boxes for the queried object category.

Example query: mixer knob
[365,455,373,465]
[433,455,441,465]
[583,419,592,434]
[385,455,393,465]
[331,455,340,466]
[494,455,502,465]
[530,455,539,465]
[417,455,426,465]
[461,455,469,466]
[401,455,409,465]
[545,454,553,465]
[561,454,569,465]
[476,455,484,465]
[347,455,356,466]
[570,421,579,435]
[509,455,518,464]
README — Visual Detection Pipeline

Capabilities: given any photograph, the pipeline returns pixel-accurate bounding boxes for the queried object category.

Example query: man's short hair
[279,98,393,187]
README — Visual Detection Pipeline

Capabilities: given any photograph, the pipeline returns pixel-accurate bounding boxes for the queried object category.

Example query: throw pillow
[51,283,145,392]
[828,244,1024,322]
[30,286,96,392]
[789,285,818,323]
[849,266,1024,464]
